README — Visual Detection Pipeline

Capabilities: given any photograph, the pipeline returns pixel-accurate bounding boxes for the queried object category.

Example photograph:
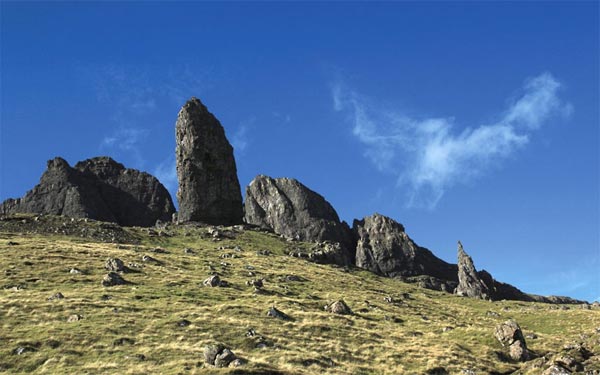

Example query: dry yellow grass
[0,216,598,374]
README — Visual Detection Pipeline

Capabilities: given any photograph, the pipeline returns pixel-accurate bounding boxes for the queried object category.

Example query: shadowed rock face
[353,213,458,282]
[244,175,355,264]
[1,156,175,227]
[175,97,243,225]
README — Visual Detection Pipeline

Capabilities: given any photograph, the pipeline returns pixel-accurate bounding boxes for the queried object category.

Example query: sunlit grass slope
[0,215,598,374]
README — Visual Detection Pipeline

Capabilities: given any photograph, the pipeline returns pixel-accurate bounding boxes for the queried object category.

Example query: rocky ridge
[1,96,587,305]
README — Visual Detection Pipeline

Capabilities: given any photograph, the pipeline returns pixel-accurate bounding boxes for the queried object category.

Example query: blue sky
[1,2,598,302]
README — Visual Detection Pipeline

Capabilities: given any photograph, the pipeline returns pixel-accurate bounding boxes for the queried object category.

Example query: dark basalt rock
[244,175,354,265]
[0,157,175,227]
[353,213,457,282]
[175,97,243,225]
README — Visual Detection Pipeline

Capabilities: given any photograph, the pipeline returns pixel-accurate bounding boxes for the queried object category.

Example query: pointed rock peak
[47,157,70,170]
[455,242,490,300]
[74,156,125,174]
[180,96,209,115]
[457,240,468,258]
[354,213,405,233]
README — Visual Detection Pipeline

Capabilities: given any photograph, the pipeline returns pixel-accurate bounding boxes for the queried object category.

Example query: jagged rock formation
[454,242,587,304]
[175,97,243,225]
[455,241,490,299]
[1,157,174,227]
[353,213,458,290]
[244,175,354,264]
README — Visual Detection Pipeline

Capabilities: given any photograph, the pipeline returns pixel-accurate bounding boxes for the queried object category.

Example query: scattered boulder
[105,258,128,273]
[542,365,571,375]
[214,348,237,368]
[142,255,160,264]
[246,279,263,288]
[266,306,290,320]
[244,175,354,265]
[203,344,242,368]
[175,97,243,225]
[1,156,175,227]
[494,320,529,361]
[102,272,128,287]
[48,292,64,301]
[282,275,303,282]
[455,241,490,299]
[12,346,38,355]
[204,343,224,365]
[326,300,353,315]
[69,268,83,274]
[113,337,135,346]
[203,275,224,287]
[353,213,457,281]
[67,314,82,322]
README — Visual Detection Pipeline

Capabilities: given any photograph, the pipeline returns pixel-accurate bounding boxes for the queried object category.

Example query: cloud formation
[333,73,572,208]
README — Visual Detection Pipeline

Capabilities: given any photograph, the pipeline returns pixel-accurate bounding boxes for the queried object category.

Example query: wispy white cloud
[272,111,292,125]
[153,156,178,195]
[231,117,255,157]
[333,73,572,209]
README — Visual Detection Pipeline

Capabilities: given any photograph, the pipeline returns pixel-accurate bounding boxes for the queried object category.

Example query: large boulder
[353,213,457,282]
[455,241,490,299]
[1,157,174,227]
[494,320,529,361]
[244,175,354,264]
[175,97,243,225]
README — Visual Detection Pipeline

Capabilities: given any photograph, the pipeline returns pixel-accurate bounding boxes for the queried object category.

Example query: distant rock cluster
[2,96,585,304]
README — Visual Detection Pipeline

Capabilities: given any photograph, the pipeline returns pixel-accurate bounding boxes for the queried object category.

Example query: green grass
[0,216,598,374]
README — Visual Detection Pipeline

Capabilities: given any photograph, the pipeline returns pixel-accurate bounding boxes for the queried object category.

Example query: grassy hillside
[0,215,598,374]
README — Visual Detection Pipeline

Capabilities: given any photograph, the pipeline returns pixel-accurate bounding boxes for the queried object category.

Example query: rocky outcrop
[353,214,457,284]
[1,157,174,227]
[244,175,354,264]
[455,241,490,299]
[175,97,243,225]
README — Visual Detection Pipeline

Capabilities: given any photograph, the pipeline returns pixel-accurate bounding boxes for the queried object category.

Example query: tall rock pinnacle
[175,97,243,225]
[455,241,490,299]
